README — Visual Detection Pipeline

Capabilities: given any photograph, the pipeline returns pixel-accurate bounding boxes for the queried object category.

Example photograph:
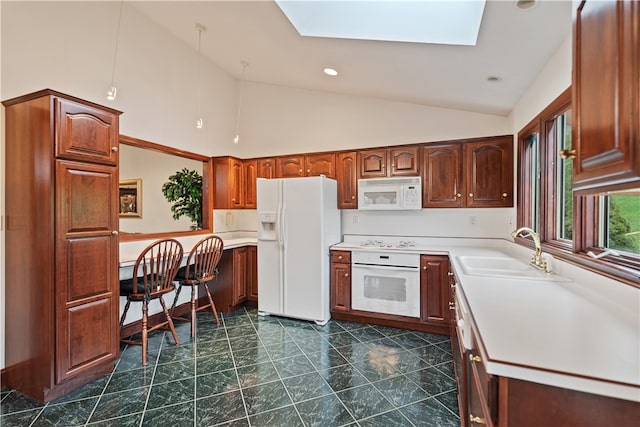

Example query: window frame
[516,87,640,287]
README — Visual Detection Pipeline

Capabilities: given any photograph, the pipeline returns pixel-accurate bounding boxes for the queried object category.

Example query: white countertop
[332,235,640,402]
[119,231,257,268]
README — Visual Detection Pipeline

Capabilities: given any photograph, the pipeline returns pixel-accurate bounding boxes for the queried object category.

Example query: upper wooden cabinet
[573,0,640,193]
[243,160,257,209]
[257,158,277,179]
[422,144,464,208]
[421,137,513,208]
[277,155,305,178]
[305,152,336,178]
[213,156,245,209]
[336,152,358,209]
[359,146,420,178]
[2,89,121,402]
[464,137,513,207]
[55,97,119,166]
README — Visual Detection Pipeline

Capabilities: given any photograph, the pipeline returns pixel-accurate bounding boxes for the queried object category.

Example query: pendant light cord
[234,61,249,142]
[109,1,124,88]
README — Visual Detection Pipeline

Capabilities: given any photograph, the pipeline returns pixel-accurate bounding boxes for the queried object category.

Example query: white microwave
[358,176,422,210]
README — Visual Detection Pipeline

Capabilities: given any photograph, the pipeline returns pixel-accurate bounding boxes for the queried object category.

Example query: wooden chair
[119,238,184,365]
[170,235,224,337]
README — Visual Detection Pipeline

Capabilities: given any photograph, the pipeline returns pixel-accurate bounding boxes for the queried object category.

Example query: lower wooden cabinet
[330,251,351,312]
[420,255,451,326]
[209,246,257,312]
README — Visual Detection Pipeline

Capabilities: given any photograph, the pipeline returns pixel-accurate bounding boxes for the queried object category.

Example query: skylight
[275,0,486,46]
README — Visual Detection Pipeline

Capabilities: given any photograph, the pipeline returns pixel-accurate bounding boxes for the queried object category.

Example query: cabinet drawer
[331,250,351,264]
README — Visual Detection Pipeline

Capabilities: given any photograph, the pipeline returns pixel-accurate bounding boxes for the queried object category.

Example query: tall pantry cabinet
[2,90,122,402]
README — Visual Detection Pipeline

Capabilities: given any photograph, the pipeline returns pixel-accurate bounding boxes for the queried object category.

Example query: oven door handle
[352,264,419,272]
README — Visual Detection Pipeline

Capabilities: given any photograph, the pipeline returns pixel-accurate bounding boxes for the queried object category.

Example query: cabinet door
[243,160,257,209]
[257,158,277,179]
[390,147,420,176]
[573,0,640,193]
[422,144,464,207]
[230,158,244,208]
[247,246,258,301]
[55,160,119,382]
[233,247,248,304]
[305,153,336,178]
[464,138,513,208]
[336,152,358,209]
[277,155,304,178]
[359,149,388,178]
[420,255,450,326]
[330,262,351,312]
[55,98,119,165]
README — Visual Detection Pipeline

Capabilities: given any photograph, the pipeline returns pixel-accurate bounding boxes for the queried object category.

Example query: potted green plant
[161,168,202,229]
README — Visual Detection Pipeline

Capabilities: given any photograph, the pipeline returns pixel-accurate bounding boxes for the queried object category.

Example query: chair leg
[190,286,197,338]
[159,297,180,346]
[141,301,148,365]
[119,300,131,329]
[169,284,183,318]
[203,282,220,324]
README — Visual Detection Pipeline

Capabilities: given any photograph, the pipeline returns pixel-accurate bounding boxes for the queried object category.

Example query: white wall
[233,81,511,158]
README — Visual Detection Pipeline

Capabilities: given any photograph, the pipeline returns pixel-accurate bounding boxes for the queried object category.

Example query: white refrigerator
[257,176,341,325]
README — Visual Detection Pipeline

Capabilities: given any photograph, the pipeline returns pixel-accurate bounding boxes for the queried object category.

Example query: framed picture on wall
[119,179,142,218]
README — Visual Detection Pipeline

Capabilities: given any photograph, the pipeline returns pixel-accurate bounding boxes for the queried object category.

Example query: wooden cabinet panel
[3,89,120,402]
[422,144,464,207]
[257,158,277,179]
[390,146,420,176]
[55,97,119,165]
[359,149,388,178]
[233,247,248,304]
[336,152,358,209]
[305,153,336,178]
[465,137,513,208]
[420,255,450,326]
[330,251,351,313]
[243,160,257,209]
[213,156,246,209]
[573,0,640,193]
[247,246,258,301]
[277,155,304,178]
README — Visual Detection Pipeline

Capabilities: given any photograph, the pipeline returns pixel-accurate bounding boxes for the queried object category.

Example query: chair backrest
[132,238,184,295]
[184,235,224,282]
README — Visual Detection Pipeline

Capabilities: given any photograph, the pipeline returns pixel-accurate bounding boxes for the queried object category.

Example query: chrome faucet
[511,227,550,273]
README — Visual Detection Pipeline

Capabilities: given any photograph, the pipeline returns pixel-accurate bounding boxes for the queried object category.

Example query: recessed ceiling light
[515,0,538,10]
[323,67,338,76]
[487,76,502,82]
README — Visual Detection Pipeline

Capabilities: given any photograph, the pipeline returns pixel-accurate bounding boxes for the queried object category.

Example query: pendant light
[195,23,206,129]
[107,1,124,101]
[233,60,249,144]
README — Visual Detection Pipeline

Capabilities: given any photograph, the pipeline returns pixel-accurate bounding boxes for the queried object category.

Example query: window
[517,88,640,284]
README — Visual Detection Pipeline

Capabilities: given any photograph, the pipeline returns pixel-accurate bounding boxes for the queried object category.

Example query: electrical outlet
[470,215,477,225]
[353,214,359,224]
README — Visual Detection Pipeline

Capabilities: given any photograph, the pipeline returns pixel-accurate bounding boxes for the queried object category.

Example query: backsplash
[341,208,515,239]
[213,209,258,233]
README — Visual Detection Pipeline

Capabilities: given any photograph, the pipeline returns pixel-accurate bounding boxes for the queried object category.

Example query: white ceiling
[129,0,572,116]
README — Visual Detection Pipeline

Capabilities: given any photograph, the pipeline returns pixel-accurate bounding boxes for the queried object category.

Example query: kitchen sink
[456,255,571,282]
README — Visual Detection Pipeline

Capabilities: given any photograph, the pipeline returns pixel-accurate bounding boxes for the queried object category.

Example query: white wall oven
[351,250,420,318]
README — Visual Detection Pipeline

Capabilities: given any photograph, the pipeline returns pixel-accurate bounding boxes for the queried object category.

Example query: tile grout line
[135,331,164,427]
[222,310,253,427]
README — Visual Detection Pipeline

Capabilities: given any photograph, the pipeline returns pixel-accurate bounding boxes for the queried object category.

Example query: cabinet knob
[344,273,349,278]
[307,169,311,173]
[423,266,427,270]
[338,255,343,260]
[450,283,457,290]
[469,193,474,198]
[449,302,456,310]
[502,192,508,198]
[351,196,356,200]
[232,198,236,202]
[111,230,119,236]
[455,193,462,198]
[469,415,487,425]
[111,146,118,152]
[299,169,303,174]
[447,272,454,276]
[469,354,482,363]
[559,149,577,159]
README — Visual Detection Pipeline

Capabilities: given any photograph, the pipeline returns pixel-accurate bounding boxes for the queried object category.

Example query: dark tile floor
[1,307,460,427]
